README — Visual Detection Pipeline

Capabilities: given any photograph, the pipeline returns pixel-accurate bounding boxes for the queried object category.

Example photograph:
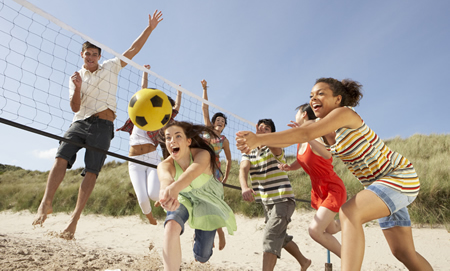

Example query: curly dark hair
[158,121,223,180]
[315,77,363,107]
[211,112,227,127]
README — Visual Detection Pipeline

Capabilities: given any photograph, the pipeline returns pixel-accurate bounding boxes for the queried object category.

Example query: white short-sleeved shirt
[69,57,122,122]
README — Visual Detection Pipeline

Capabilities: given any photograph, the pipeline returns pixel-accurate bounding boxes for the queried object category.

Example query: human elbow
[70,104,80,113]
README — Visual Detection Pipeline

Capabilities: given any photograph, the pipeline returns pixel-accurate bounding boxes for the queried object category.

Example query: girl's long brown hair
[158,121,223,180]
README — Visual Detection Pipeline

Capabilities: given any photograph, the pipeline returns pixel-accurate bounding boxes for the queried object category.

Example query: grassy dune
[0,133,448,226]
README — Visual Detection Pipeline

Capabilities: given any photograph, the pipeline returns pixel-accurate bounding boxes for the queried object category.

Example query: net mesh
[0,0,296,170]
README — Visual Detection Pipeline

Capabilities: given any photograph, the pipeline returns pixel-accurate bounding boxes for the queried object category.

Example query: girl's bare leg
[339,190,390,271]
[383,226,433,271]
[217,227,226,250]
[308,207,341,257]
[163,220,182,271]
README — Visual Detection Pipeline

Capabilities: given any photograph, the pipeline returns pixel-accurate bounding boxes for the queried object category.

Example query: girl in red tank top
[278,103,347,258]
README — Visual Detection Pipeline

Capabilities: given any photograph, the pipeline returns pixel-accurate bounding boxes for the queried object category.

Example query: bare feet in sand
[301,258,312,271]
[217,228,226,250]
[145,212,158,225]
[32,203,53,227]
[59,216,78,240]
[59,230,75,240]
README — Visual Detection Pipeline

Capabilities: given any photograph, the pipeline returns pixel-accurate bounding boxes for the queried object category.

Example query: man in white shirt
[32,10,163,239]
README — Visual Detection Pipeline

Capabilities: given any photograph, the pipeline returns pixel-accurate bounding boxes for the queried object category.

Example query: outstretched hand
[287,120,300,129]
[149,10,163,31]
[236,131,258,154]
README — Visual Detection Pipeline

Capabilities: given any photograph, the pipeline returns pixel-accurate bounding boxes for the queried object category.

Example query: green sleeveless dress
[174,153,237,235]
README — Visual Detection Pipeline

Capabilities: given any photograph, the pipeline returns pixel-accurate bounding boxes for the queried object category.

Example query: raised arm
[141,64,150,89]
[201,79,212,127]
[221,138,232,184]
[173,88,182,112]
[236,107,361,154]
[121,10,163,67]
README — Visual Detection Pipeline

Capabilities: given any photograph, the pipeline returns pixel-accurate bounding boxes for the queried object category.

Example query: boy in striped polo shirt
[239,119,311,271]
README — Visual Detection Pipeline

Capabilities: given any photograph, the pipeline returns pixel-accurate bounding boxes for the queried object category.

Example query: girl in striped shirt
[236,78,432,271]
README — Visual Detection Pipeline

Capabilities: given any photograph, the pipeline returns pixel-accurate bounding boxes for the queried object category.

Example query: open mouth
[172,147,180,155]
[312,104,322,111]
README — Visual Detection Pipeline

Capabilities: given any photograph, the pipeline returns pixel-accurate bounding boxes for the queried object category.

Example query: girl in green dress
[157,121,237,271]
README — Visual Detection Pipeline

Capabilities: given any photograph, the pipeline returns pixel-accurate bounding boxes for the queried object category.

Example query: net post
[325,249,332,271]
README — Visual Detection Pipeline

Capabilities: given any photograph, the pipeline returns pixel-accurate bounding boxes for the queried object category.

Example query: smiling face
[256,122,272,134]
[213,116,226,133]
[81,47,101,72]
[164,125,192,160]
[309,82,342,118]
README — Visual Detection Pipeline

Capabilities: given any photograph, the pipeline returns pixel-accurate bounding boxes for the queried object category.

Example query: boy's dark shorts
[56,116,114,176]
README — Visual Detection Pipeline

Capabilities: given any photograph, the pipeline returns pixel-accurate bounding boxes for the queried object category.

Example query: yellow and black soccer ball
[128,88,172,131]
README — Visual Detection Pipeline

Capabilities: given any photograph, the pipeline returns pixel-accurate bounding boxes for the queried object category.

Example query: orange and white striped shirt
[326,110,420,196]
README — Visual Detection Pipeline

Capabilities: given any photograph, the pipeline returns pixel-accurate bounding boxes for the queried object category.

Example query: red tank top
[296,143,338,179]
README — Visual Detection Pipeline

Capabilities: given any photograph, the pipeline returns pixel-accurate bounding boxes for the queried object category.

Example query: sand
[0,210,448,271]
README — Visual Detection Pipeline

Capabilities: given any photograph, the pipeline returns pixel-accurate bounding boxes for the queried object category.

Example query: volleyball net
[0,0,297,178]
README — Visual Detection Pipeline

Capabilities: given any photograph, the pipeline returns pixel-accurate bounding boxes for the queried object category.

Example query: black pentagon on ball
[135,116,148,127]
[129,95,138,108]
[161,114,170,125]
[150,95,163,107]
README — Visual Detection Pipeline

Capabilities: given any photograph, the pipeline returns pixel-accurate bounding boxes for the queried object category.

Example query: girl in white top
[125,65,181,224]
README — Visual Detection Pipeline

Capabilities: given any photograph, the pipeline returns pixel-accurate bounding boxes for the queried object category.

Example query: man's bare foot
[59,230,75,240]
[60,216,78,240]
[217,228,226,250]
[145,212,157,225]
[32,203,53,227]
[301,258,312,271]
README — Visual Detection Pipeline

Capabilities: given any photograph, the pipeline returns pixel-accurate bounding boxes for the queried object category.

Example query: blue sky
[1,0,449,171]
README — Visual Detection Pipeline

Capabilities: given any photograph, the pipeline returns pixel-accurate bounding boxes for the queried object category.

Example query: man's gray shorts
[56,116,114,176]
[262,199,295,258]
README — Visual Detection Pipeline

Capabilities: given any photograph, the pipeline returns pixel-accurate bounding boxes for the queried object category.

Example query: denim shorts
[165,204,217,263]
[56,116,114,176]
[262,200,295,258]
[366,183,416,229]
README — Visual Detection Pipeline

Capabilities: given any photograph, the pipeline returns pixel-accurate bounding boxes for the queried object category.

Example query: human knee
[54,157,68,169]
[165,220,182,234]
[390,247,414,263]
[339,203,359,224]
[138,200,151,215]
[308,224,322,241]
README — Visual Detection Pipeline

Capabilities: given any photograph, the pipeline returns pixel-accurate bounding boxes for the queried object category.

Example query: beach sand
[0,210,448,270]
